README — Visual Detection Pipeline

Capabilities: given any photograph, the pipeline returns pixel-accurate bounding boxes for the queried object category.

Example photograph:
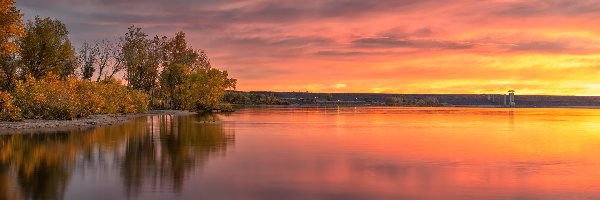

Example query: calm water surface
[2,107,600,200]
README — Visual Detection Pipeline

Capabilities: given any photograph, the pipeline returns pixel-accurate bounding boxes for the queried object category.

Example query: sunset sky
[16,0,600,95]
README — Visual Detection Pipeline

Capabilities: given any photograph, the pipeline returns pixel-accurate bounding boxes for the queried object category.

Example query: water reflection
[0,114,234,200]
[2,107,600,199]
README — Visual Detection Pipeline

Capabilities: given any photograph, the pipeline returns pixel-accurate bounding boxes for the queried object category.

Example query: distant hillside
[244,91,600,108]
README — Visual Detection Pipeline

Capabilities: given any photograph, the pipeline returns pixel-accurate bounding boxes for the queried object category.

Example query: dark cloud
[352,36,474,50]
[209,35,334,56]
[493,0,600,17]
[481,37,600,54]
[504,41,569,53]
[17,0,438,25]
[231,67,290,80]
[312,51,376,57]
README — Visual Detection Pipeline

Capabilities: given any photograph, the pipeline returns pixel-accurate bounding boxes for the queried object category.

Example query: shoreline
[2,105,600,134]
[235,104,600,109]
[0,110,196,134]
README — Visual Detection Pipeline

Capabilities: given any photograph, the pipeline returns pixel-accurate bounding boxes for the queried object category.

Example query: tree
[122,26,160,92]
[325,93,333,101]
[106,40,125,80]
[95,40,112,82]
[19,16,77,79]
[162,32,210,71]
[78,41,98,80]
[385,96,403,106]
[160,63,189,109]
[0,0,23,91]
[178,68,236,110]
[0,56,19,90]
[0,0,23,57]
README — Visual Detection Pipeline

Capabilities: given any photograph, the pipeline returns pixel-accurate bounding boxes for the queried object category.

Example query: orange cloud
[16,0,600,95]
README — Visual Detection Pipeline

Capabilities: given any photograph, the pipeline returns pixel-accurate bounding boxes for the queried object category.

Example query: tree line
[0,0,236,121]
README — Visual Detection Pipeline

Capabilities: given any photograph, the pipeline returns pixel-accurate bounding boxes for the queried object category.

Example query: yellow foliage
[11,74,149,120]
[77,80,107,116]
[0,0,24,56]
[12,74,79,119]
[0,91,22,121]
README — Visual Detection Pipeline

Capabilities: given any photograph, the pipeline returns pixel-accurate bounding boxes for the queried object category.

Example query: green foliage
[162,31,211,71]
[155,31,236,111]
[385,96,404,106]
[175,69,236,111]
[415,97,440,107]
[0,55,19,90]
[11,74,148,120]
[325,93,333,101]
[0,91,22,121]
[0,21,236,120]
[160,63,189,109]
[19,16,77,79]
[223,91,251,104]
[223,91,288,105]
[83,78,148,115]
[122,26,160,92]
[385,96,439,107]
[13,74,79,119]
[96,78,147,114]
[128,89,149,113]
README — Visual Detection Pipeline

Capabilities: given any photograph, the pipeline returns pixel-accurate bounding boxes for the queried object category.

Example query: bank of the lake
[0,110,195,134]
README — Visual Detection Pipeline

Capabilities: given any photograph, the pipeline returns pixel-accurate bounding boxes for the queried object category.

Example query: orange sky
[16,0,600,95]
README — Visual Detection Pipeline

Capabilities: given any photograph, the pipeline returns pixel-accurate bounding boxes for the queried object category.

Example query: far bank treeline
[0,0,235,121]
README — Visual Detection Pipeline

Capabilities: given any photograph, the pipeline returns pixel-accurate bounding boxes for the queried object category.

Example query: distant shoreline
[238,92,600,108]
[235,104,600,109]
[3,105,599,134]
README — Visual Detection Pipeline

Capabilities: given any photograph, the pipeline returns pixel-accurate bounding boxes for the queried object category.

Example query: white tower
[508,90,515,107]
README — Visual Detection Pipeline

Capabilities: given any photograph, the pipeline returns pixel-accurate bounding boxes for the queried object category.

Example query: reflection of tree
[17,158,70,200]
[120,114,235,196]
[0,113,234,199]
[0,133,75,200]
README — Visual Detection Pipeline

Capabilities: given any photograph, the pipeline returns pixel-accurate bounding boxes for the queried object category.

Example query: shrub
[128,90,149,113]
[385,97,404,106]
[98,78,128,114]
[99,78,148,114]
[77,80,106,116]
[0,91,23,121]
[13,74,79,120]
[10,74,149,120]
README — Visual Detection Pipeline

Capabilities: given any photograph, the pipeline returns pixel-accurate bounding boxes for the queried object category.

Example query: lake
[2,107,600,200]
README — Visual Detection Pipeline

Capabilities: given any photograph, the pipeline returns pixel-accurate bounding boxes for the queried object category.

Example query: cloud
[492,0,600,17]
[14,0,600,95]
[352,36,474,50]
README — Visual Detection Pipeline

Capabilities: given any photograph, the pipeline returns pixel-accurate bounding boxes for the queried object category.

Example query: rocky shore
[0,110,196,134]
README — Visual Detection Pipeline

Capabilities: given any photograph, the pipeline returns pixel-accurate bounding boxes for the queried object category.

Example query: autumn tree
[160,63,189,109]
[162,31,210,71]
[0,56,19,90]
[0,0,23,57]
[122,26,161,92]
[94,40,113,81]
[78,41,98,80]
[19,16,77,79]
[96,40,125,81]
[178,68,236,110]
[0,0,23,91]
